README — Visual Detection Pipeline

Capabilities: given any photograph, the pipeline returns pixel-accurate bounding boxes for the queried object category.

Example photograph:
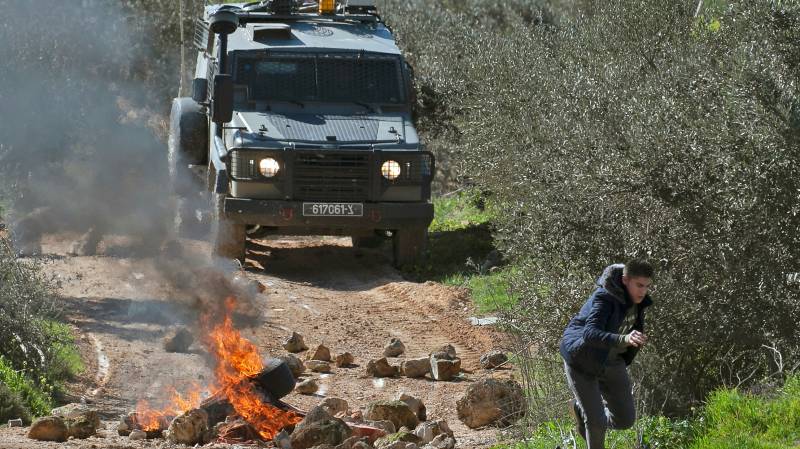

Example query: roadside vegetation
[499,374,800,449]
[0,238,83,422]
[403,189,517,314]
[381,0,800,446]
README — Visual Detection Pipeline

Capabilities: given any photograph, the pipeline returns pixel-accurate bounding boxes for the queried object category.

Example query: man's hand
[624,330,648,348]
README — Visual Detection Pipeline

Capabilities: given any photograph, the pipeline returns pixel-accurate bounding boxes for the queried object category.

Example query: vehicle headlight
[259,158,280,177]
[381,160,401,180]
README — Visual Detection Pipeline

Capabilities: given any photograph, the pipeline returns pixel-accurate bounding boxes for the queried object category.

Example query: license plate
[302,202,363,217]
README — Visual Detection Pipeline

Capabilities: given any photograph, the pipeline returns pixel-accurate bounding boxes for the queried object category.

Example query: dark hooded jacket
[559,264,653,376]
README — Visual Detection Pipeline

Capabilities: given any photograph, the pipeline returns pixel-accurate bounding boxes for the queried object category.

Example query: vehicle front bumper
[224,198,433,230]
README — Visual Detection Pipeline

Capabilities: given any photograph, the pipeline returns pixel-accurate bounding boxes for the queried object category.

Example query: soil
[0,234,516,449]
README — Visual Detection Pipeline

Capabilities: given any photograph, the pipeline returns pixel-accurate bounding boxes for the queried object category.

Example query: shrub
[0,356,53,417]
[0,238,59,379]
[0,381,32,425]
[382,0,800,415]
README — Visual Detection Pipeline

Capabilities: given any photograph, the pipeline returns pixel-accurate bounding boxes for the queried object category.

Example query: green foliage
[0,239,60,379]
[430,190,495,233]
[405,190,497,282]
[41,321,84,384]
[0,239,80,414]
[0,356,53,417]
[444,267,518,313]
[0,381,32,425]
[691,375,800,449]
[383,0,800,415]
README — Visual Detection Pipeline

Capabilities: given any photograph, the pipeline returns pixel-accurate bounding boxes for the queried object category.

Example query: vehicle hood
[232,111,418,145]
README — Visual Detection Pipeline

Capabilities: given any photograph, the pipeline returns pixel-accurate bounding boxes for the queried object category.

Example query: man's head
[621,259,654,304]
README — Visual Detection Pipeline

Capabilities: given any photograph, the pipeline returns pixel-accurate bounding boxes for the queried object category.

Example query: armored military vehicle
[169,0,434,266]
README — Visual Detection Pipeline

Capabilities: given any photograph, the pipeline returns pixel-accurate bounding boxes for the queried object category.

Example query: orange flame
[134,384,203,432]
[133,294,299,441]
[201,296,301,439]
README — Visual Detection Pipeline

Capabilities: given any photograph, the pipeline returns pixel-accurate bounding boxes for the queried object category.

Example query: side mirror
[211,74,234,123]
[209,9,239,35]
[192,78,208,103]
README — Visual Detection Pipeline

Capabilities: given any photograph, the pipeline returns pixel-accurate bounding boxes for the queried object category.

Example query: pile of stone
[279,394,456,449]
[364,340,462,382]
[26,330,524,446]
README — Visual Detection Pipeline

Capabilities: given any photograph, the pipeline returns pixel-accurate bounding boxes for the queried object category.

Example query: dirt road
[0,235,513,449]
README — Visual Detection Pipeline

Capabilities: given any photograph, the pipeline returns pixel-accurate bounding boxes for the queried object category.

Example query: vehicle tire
[392,226,428,268]
[351,233,384,249]
[168,98,208,197]
[175,195,210,239]
[253,358,296,400]
[211,192,246,262]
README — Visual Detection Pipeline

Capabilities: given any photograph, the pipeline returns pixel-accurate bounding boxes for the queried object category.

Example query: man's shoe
[568,399,586,441]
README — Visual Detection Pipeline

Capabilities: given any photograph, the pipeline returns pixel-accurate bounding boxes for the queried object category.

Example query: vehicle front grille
[293,152,371,201]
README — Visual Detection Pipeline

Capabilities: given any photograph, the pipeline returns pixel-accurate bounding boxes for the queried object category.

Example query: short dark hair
[624,259,654,279]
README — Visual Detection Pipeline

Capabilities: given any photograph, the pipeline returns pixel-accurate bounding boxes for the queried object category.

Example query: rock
[310,445,336,449]
[378,442,410,449]
[479,350,508,369]
[274,429,292,449]
[27,416,68,442]
[279,353,306,378]
[352,442,373,449]
[429,344,457,361]
[284,331,309,353]
[320,397,349,416]
[128,429,147,440]
[308,344,332,362]
[51,403,100,439]
[400,358,430,378]
[290,417,353,449]
[163,326,194,353]
[306,360,332,373]
[337,436,372,449]
[374,430,422,447]
[383,338,406,357]
[347,423,389,443]
[429,356,461,381]
[364,400,419,431]
[67,415,99,439]
[456,378,525,428]
[296,378,319,395]
[116,419,131,436]
[366,358,399,377]
[335,352,355,367]
[422,434,456,449]
[296,406,334,432]
[364,419,395,434]
[8,418,23,427]
[397,393,426,421]
[413,420,453,444]
[51,403,97,423]
[165,408,208,445]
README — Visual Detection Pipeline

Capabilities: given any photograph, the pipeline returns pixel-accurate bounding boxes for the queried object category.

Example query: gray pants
[564,360,636,449]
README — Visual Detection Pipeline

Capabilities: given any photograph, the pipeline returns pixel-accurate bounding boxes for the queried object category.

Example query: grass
[443,267,519,313]
[0,355,54,417]
[497,374,800,449]
[42,321,84,385]
[404,188,518,313]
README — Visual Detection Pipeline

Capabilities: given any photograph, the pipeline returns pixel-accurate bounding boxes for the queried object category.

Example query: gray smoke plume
[0,0,197,255]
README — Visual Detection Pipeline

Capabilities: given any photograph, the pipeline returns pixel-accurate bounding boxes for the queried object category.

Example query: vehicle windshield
[235,52,406,105]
